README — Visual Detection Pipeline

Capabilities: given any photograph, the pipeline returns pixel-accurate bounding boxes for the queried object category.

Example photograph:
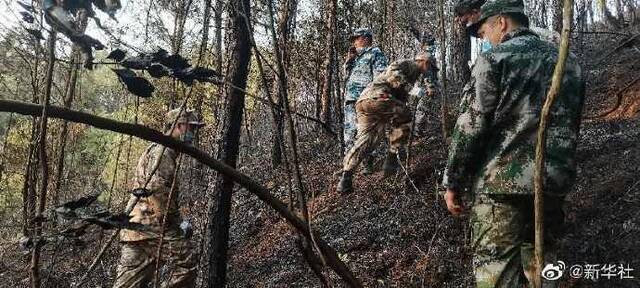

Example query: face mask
[356,47,365,53]
[480,40,493,53]
[181,130,195,145]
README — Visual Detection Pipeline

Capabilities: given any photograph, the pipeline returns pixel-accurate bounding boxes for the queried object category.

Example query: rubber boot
[382,152,399,177]
[337,171,354,194]
[361,156,375,175]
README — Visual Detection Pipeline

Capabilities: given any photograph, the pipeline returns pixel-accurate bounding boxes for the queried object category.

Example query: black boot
[382,152,399,177]
[361,157,375,175]
[337,171,354,194]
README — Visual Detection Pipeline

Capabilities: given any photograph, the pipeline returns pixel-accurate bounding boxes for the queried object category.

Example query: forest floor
[1,27,640,288]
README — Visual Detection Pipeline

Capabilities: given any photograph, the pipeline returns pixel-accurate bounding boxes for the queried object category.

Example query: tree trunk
[451,19,471,89]
[30,31,56,288]
[21,120,38,237]
[534,0,573,286]
[437,0,450,139]
[614,0,625,24]
[320,0,337,126]
[214,0,224,72]
[0,114,13,184]
[553,0,563,33]
[207,0,252,286]
[52,9,88,222]
[22,27,44,239]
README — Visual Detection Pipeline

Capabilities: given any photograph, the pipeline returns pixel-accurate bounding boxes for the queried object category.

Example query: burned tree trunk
[437,0,450,139]
[552,0,563,33]
[214,0,224,72]
[451,19,471,89]
[30,31,56,288]
[320,0,337,126]
[207,0,252,286]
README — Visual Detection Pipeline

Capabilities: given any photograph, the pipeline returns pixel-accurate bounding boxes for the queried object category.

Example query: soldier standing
[113,108,204,288]
[343,28,388,174]
[411,52,441,137]
[442,0,585,287]
[454,0,560,46]
[337,59,430,194]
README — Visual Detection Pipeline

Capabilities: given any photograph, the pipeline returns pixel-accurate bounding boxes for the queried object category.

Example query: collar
[357,46,373,55]
[500,27,538,44]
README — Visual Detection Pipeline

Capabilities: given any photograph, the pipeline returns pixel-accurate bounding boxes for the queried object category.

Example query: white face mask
[356,47,365,53]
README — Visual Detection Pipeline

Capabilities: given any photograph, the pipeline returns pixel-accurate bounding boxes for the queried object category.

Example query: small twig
[397,153,421,194]
[424,218,446,260]
[75,231,118,287]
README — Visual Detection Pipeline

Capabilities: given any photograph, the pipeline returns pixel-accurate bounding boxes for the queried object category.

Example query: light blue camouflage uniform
[343,32,388,152]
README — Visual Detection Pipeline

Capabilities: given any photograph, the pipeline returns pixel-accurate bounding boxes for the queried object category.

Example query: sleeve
[144,147,176,193]
[442,54,499,193]
[372,49,388,77]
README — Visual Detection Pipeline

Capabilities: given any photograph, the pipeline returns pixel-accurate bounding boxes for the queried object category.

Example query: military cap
[414,52,433,62]
[349,28,373,41]
[165,108,205,127]
[467,0,526,38]
[454,0,486,16]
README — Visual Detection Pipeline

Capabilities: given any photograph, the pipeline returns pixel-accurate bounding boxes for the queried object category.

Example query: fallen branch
[575,30,630,36]
[0,99,362,287]
[585,73,640,119]
[596,33,640,64]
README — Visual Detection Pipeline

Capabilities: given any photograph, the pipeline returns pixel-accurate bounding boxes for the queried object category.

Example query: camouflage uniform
[412,59,441,137]
[342,60,422,174]
[343,29,388,152]
[114,109,203,288]
[443,1,585,286]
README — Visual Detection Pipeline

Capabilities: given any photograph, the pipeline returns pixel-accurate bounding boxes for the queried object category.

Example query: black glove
[131,188,153,198]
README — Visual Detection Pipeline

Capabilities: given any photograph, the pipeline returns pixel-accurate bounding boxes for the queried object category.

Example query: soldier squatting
[115,0,585,287]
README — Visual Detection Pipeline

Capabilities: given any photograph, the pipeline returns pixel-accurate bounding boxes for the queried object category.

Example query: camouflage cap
[414,52,433,61]
[466,0,526,38]
[349,28,373,41]
[165,108,205,127]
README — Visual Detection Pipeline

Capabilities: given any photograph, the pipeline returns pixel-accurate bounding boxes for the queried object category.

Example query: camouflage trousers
[413,92,439,137]
[343,101,358,153]
[470,193,566,288]
[113,237,197,288]
[343,98,411,172]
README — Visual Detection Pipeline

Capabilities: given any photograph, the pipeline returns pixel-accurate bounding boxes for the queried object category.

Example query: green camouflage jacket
[443,27,585,196]
[121,144,182,241]
[358,59,422,103]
